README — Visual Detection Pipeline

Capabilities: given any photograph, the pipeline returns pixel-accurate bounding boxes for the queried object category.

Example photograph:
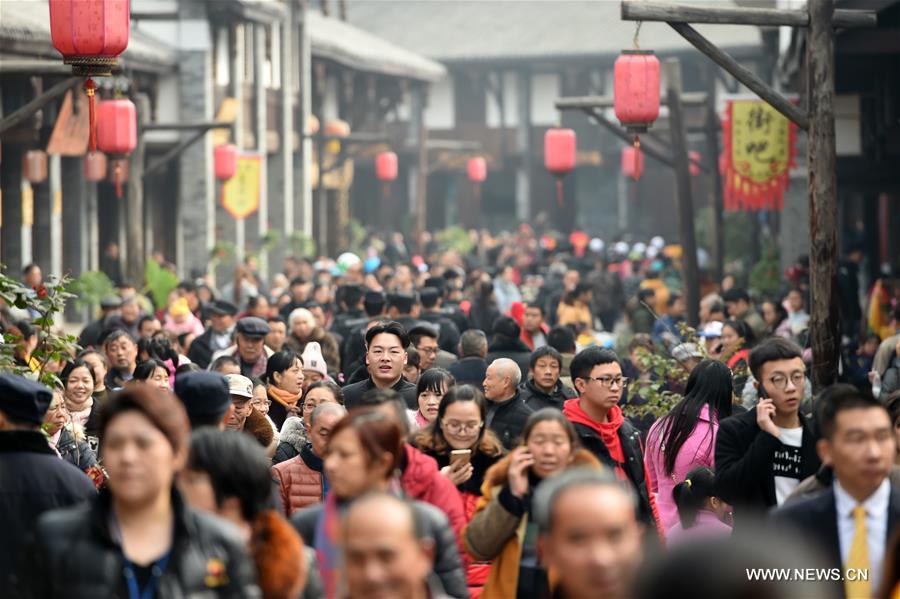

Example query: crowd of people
[2,228,900,598]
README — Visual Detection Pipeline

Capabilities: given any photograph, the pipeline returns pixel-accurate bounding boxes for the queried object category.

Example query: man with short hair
[341,290,387,379]
[104,295,143,339]
[0,375,95,591]
[137,314,162,339]
[716,337,821,525]
[188,300,238,369]
[103,329,138,389]
[342,321,417,410]
[213,316,273,379]
[265,315,288,353]
[519,346,577,411]
[273,402,347,514]
[409,324,440,372]
[521,302,549,351]
[419,286,461,356]
[772,390,899,598]
[535,468,644,599]
[547,326,577,387]
[651,293,686,348]
[78,295,122,349]
[723,287,767,340]
[386,293,424,333]
[564,347,659,529]
[482,358,533,450]
[449,329,488,386]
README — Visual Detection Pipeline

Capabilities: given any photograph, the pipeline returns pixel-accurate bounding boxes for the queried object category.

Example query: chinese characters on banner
[721,99,797,212]
[222,154,261,220]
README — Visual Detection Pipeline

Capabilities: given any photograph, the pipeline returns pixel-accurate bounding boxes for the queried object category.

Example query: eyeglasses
[582,376,629,388]
[768,371,806,390]
[442,420,482,435]
[416,346,438,355]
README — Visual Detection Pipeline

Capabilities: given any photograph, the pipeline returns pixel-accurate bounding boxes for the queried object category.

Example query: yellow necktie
[845,505,871,599]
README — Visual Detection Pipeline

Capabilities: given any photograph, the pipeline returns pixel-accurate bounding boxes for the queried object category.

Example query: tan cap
[224,374,253,398]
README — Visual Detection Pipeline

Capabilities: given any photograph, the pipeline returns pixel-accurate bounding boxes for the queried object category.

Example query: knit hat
[301,342,328,377]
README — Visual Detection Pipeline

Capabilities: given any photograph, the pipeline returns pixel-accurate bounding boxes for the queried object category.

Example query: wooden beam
[126,94,149,289]
[667,22,810,130]
[142,121,234,132]
[704,70,725,282]
[665,58,701,328]
[621,2,876,29]
[555,92,707,110]
[807,0,841,391]
[0,77,80,135]
[143,128,207,178]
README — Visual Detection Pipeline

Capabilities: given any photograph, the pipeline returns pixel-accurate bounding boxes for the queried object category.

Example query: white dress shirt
[834,478,891,588]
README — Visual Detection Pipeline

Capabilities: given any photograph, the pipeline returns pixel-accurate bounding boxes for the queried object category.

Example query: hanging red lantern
[544,128,577,207]
[467,157,487,183]
[614,50,660,134]
[689,150,701,177]
[49,0,131,153]
[375,152,398,182]
[214,144,238,181]
[96,98,136,155]
[83,152,108,182]
[621,146,644,181]
[23,150,48,184]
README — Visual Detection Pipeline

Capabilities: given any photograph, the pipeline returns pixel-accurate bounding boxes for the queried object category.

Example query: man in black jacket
[519,346,578,411]
[0,375,95,592]
[419,286,461,355]
[187,300,237,369]
[772,389,898,598]
[449,329,489,386]
[716,337,821,526]
[342,321,417,410]
[482,358,534,450]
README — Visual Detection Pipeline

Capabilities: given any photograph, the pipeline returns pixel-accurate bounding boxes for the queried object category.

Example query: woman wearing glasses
[414,385,506,597]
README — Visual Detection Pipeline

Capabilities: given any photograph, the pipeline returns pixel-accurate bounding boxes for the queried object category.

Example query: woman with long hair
[265,349,305,430]
[413,368,455,430]
[644,359,734,535]
[463,408,602,599]
[290,410,466,599]
[60,359,101,443]
[16,385,259,597]
[762,298,793,340]
[415,385,505,596]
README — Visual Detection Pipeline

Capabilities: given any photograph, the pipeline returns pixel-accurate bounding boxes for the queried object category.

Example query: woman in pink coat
[644,359,735,535]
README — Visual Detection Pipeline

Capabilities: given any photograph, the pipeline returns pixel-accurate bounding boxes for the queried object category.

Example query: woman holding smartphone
[463,408,601,599]
[415,385,505,596]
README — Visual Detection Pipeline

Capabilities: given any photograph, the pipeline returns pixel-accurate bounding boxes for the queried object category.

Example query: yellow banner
[730,100,790,183]
[222,154,261,220]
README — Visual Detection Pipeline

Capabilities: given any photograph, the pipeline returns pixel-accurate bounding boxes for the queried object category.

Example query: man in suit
[772,389,898,598]
[716,338,821,525]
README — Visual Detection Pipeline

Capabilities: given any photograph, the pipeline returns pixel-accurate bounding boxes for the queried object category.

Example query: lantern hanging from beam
[613,50,660,134]
[49,0,131,153]
[689,150,701,177]
[621,146,644,181]
[467,157,487,203]
[375,152,398,182]
[23,150,48,184]
[544,128,577,207]
[214,144,238,181]
[83,152,108,182]
[97,97,136,198]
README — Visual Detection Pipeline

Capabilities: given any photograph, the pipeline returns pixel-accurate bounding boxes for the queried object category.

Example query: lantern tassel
[633,135,641,181]
[85,78,97,154]
[474,182,481,204]
[114,162,123,198]
[556,178,564,208]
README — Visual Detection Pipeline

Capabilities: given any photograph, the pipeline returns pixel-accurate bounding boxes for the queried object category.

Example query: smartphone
[450,449,472,466]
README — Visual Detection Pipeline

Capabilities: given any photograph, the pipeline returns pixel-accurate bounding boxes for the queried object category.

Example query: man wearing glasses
[564,347,661,532]
[716,337,821,527]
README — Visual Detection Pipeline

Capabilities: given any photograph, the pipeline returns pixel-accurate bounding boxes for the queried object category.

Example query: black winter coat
[342,376,418,410]
[518,378,577,412]
[0,430,95,593]
[485,392,534,450]
[55,426,99,471]
[486,336,532,377]
[448,357,488,387]
[13,488,260,598]
[292,499,468,599]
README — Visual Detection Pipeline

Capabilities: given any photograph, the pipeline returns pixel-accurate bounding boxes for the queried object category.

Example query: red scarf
[563,399,628,481]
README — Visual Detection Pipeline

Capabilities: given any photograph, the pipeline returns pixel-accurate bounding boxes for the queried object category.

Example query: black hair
[722,287,750,304]
[339,284,365,308]
[137,314,160,331]
[747,336,803,382]
[547,326,577,354]
[209,355,240,373]
[570,347,620,382]
[365,320,410,349]
[667,293,682,308]
[77,348,109,368]
[137,336,178,365]
[22,263,40,277]
[522,408,580,450]
[103,328,136,348]
[187,428,273,521]
[672,467,717,529]
[816,388,886,440]
[524,302,545,316]
[356,388,410,436]
[416,384,505,456]
[175,362,201,376]
[562,282,592,306]
[723,319,757,350]
[176,280,196,293]
[246,294,269,311]
[529,346,563,371]
[11,319,36,340]
[885,391,900,427]
[265,349,302,385]
[364,292,387,317]
[409,324,438,348]
[637,288,656,302]
[305,380,345,405]
[289,276,308,288]
[764,299,789,328]
[133,358,170,381]
[406,346,421,369]
[651,360,734,476]
[416,368,455,399]
[267,315,287,326]
[61,359,96,387]
[420,287,441,309]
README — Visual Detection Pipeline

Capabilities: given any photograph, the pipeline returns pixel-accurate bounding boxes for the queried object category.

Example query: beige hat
[224,374,253,398]
[301,342,328,377]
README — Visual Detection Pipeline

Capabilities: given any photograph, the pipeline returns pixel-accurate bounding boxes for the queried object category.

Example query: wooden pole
[704,70,725,282]
[127,94,149,288]
[621,2,876,28]
[665,58,701,328]
[807,0,840,391]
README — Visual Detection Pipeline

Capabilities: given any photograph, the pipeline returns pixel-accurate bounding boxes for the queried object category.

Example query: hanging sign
[722,98,797,212]
[221,154,261,219]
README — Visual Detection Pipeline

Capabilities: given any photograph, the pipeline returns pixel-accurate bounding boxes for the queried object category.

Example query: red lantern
[467,157,487,183]
[23,150,48,184]
[689,150,701,177]
[544,128,577,207]
[96,98,136,156]
[214,144,238,181]
[375,152,398,182]
[621,146,644,181]
[83,152,108,182]
[49,0,130,77]
[614,50,660,134]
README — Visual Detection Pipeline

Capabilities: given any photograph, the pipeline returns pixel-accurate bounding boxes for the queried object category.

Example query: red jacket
[272,447,325,515]
[400,444,466,547]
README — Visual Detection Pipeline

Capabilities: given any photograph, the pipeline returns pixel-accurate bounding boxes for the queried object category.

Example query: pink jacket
[644,405,718,535]
[666,509,732,545]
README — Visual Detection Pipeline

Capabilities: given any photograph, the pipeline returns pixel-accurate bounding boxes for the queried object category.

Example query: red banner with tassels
[721,99,797,212]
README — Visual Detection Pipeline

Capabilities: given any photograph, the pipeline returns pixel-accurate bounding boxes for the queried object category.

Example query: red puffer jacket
[400,444,467,547]
[272,446,325,516]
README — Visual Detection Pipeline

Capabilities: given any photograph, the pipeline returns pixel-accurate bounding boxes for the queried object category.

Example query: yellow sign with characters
[221,154,261,220]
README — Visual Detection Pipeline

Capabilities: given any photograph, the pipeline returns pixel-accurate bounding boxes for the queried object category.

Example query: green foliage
[435,226,475,255]
[347,219,367,256]
[69,270,115,314]
[209,241,238,269]
[0,270,79,389]
[286,232,315,258]
[144,260,179,310]
[749,243,781,298]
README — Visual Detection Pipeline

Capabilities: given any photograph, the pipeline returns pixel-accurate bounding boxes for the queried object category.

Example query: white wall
[425,76,454,130]
[530,73,560,126]
[835,94,861,156]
